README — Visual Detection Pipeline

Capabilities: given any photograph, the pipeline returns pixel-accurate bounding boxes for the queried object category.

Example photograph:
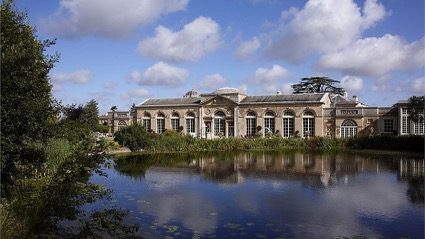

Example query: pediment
[201,95,238,106]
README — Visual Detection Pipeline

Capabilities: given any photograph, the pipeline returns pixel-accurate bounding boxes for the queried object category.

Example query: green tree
[114,124,151,151]
[1,0,59,195]
[407,95,425,123]
[292,76,345,95]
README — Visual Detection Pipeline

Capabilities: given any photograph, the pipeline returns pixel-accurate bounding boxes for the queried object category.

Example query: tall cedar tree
[407,95,425,123]
[292,76,345,95]
[1,0,59,194]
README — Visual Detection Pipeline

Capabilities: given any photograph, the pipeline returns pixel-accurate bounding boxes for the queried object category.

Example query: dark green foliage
[407,95,425,123]
[76,207,143,239]
[114,124,151,151]
[1,2,141,238]
[55,99,103,145]
[292,76,345,95]
[1,0,59,195]
[348,135,424,152]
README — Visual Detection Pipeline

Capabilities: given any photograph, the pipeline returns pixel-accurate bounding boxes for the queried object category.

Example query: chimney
[352,95,358,102]
[276,90,282,95]
[343,91,348,98]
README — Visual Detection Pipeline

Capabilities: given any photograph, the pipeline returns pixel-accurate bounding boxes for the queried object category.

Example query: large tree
[1,0,59,192]
[407,95,425,123]
[292,76,345,95]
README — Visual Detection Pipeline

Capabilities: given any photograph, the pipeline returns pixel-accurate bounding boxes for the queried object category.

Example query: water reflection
[107,152,424,239]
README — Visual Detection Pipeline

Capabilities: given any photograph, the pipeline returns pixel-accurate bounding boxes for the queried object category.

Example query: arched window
[156,113,165,134]
[117,120,127,131]
[214,111,226,136]
[246,111,257,136]
[283,111,294,137]
[142,113,151,130]
[186,112,195,134]
[171,113,180,131]
[264,111,275,136]
[302,111,315,138]
[341,119,357,138]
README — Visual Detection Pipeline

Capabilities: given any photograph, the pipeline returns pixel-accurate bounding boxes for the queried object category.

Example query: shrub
[114,124,151,151]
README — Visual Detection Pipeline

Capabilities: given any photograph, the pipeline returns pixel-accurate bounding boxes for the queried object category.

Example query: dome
[212,87,245,95]
[183,88,199,98]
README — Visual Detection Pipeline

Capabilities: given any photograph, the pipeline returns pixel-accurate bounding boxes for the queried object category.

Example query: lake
[90,151,424,239]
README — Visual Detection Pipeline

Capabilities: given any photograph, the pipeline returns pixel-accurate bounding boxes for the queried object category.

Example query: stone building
[99,87,424,138]
[98,110,136,133]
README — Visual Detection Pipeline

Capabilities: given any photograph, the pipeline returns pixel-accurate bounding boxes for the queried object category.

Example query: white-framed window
[283,111,294,137]
[340,119,357,138]
[264,111,275,136]
[156,113,165,134]
[384,119,394,133]
[214,111,226,136]
[246,111,257,136]
[302,111,315,137]
[414,116,425,135]
[186,112,195,134]
[142,113,151,130]
[171,113,180,131]
[401,108,410,134]
[117,120,127,131]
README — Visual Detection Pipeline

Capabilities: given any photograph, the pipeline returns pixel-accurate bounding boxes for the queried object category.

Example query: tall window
[283,111,294,137]
[228,122,234,137]
[264,111,275,136]
[186,112,195,134]
[341,119,357,138]
[384,119,394,133]
[171,113,180,131]
[302,111,315,137]
[117,120,127,131]
[401,108,410,134]
[214,111,226,136]
[156,113,165,134]
[142,113,151,130]
[414,116,425,135]
[246,112,257,136]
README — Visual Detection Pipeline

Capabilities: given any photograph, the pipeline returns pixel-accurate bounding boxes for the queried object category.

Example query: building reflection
[182,153,424,189]
[398,159,425,203]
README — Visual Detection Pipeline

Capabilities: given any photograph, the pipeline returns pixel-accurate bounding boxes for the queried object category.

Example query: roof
[140,97,201,106]
[211,87,246,95]
[241,93,327,104]
[331,95,368,107]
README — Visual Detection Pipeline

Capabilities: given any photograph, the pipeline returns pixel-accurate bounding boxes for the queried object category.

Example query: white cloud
[41,0,188,38]
[249,65,291,84]
[248,64,292,94]
[340,75,363,93]
[121,88,150,100]
[103,81,118,90]
[130,61,188,87]
[371,75,393,92]
[137,16,221,62]
[317,35,425,76]
[51,70,91,84]
[234,37,261,60]
[264,0,387,63]
[411,77,425,94]
[198,74,227,90]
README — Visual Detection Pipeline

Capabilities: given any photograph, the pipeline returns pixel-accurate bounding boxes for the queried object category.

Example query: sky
[14,0,425,114]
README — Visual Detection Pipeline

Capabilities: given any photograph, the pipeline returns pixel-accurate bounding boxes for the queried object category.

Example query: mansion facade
[99,87,424,139]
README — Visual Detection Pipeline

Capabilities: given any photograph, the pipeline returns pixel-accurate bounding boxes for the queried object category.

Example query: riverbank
[106,134,424,155]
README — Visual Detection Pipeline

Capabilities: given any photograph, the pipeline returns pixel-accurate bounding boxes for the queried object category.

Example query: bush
[114,124,151,151]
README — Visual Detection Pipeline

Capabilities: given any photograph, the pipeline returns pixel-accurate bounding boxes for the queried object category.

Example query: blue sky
[14,0,425,114]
